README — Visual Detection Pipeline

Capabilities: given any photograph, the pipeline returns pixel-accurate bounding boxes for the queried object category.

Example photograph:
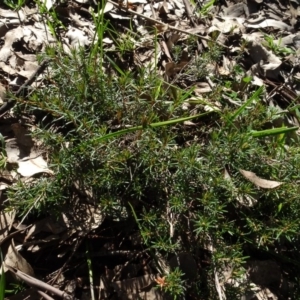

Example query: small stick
[0,224,32,247]
[182,0,197,27]
[108,0,227,48]
[6,266,72,299]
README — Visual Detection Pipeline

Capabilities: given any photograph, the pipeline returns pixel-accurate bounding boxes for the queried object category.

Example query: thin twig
[6,266,72,300]
[17,194,43,228]
[0,224,32,247]
[182,0,197,27]
[49,236,84,286]
[37,290,55,300]
[108,0,227,48]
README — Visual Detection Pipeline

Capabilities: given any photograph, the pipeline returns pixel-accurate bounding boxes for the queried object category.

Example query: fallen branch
[6,266,72,300]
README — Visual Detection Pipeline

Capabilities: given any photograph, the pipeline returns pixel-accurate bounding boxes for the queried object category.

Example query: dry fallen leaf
[239,169,283,189]
[0,209,16,242]
[17,155,54,177]
[65,27,90,49]
[0,83,6,103]
[245,18,292,31]
[3,239,35,276]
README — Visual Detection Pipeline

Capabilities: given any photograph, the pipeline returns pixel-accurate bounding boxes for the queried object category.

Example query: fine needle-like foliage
[7,41,300,298]
[2,1,300,299]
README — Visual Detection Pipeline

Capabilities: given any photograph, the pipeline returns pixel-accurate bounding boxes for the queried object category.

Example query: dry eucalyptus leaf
[5,139,22,163]
[5,135,53,177]
[66,27,90,49]
[0,83,6,103]
[100,2,114,14]
[17,155,54,177]
[0,8,25,20]
[17,61,39,79]
[109,12,132,20]
[0,209,16,242]
[184,121,196,126]
[239,169,283,189]
[43,0,56,10]
[244,19,292,31]
[5,125,53,176]
[3,239,35,276]
[127,0,147,3]
[210,18,244,34]
[194,83,212,94]
[0,61,17,75]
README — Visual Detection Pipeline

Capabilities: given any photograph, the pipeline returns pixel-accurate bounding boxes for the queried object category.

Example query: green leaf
[250,126,298,137]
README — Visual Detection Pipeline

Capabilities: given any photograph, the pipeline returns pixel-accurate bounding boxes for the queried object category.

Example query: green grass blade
[86,242,95,300]
[105,55,127,77]
[93,111,213,143]
[229,86,264,123]
[250,126,298,137]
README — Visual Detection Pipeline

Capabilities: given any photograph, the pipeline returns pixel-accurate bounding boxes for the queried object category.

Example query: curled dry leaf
[0,209,16,241]
[0,170,17,190]
[74,0,89,3]
[0,83,6,103]
[65,27,90,49]
[183,121,196,126]
[194,83,212,94]
[17,61,39,79]
[239,169,283,189]
[244,19,293,31]
[3,239,35,276]
[209,18,244,34]
[6,124,53,177]
[100,2,114,14]
[17,156,54,177]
